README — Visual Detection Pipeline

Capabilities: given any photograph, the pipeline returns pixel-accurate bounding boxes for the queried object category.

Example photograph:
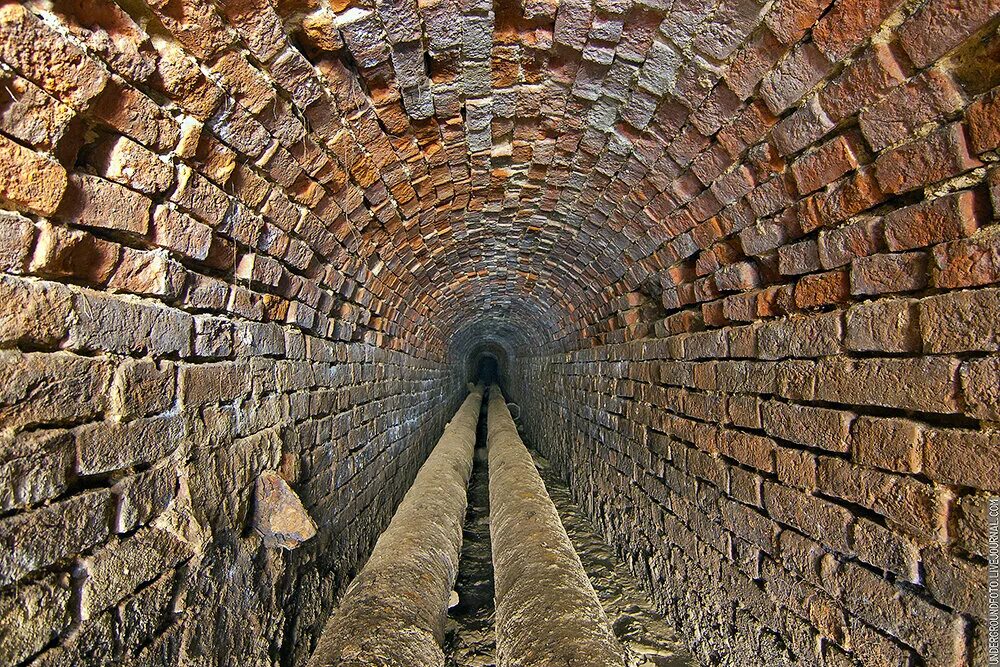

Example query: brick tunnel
[0,0,997,665]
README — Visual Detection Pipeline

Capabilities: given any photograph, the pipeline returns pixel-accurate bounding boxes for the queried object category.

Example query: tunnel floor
[445,405,695,667]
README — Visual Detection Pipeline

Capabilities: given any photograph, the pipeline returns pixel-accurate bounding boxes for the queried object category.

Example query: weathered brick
[814,356,960,413]
[0,575,72,665]
[790,134,862,195]
[897,0,999,68]
[0,489,112,587]
[0,4,108,109]
[29,221,120,285]
[850,251,929,295]
[0,429,73,511]
[109,358,176,420]
[853,518,919,582]
[763,482,853,553]
[0,210,34,272]
[794,268,850,309]
[967,86,1000,154]
[108,248,187,298]
[0,351,112,432]
[816,457,937,538]
[845,297,919,353]
[932,227,1000,288]
[812,0,904,61]
[0,275,73,347]
[113,462,179,534]
[883,191,981,252]
[818,218,882,269]
[76,415,185,476]
[91,136,174,195]
[0,132,67,215]
[961,357,1000,420]
[923,427,999,492]
[57,174,151,235]
[818,43,908,123]
[179,361,249,406]
[760,42,832,115]
[762,401,853,453]
[873,123,981,195]
[79,526,193,619]
[757,311,842,359]
[69,290,192,357]
[860,69,966,152]
[0,72,80,159]
[920,288,1000,353]
[922,547,987,618]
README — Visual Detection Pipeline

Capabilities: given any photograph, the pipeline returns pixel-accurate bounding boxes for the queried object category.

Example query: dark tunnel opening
[475,355,499,385]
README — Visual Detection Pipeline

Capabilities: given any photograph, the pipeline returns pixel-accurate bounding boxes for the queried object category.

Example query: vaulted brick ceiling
[6,0,996,365]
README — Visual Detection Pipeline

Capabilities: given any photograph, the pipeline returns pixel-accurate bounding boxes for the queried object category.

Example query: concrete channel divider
[486,385,626,667]
[308,385,485,667]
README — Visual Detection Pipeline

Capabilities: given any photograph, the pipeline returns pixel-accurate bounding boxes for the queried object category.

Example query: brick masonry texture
[0,0,996,665]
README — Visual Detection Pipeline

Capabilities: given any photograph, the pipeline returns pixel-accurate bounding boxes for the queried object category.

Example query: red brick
[818,218,883,269]
[791,134,864,195]
[898,0,999,68]
[845,297,920,352]
[883,191,981,251]
[818,43,909,123]
[57,174,151,236]
[850,251,929,295]
[814,167,886,229]
[29,221,120,284]
[0,5,108,110]
[0,133,67,216]
[724,29,785,100]
[966,86,1000,154]
[873,123,981,195]
[764,0,833,45]
[931,227,1000,288]
[795,269,850,308]
[812,0,905,61]
[859,69,966,151]
[759,42,832,114]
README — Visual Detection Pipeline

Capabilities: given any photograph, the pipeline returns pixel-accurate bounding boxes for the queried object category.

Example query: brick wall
[512,333,993,664]
[501,0,999,664]
[0,271,463,665]
[0,1,469,664]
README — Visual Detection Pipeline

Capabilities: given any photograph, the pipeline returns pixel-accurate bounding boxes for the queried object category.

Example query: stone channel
[445,410,694,667]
